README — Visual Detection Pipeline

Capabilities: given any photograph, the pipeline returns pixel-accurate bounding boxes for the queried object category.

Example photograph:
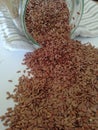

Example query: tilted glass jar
[3,0,84,45]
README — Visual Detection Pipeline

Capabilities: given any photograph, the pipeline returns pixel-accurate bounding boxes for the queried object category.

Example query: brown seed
[8,80,13,82]
[16,70,21,73]
[77,12,80,15]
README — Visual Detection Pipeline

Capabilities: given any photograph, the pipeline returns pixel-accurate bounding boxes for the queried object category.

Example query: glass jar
[2,0,21,31]
[3,0,84,45]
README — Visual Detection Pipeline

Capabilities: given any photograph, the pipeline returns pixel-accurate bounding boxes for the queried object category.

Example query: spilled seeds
[0,0,98,130]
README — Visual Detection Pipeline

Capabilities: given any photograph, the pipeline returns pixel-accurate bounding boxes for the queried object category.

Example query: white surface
[0,36,98,129]
[0,36,27,130]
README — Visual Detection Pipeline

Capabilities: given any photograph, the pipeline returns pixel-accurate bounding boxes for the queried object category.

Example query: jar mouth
[21,0,84,45]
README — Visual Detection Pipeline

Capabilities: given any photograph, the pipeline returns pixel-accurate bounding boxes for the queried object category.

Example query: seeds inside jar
[25,0,71,46]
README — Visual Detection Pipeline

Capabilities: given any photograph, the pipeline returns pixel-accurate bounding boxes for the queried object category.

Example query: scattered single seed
[16,70,21,73]
[77,12,80,15]
[8,80,13,82]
